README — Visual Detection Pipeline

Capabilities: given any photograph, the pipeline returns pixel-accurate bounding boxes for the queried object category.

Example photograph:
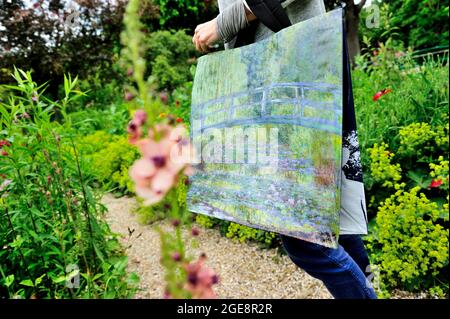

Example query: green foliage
[388,0,449,50]
[152,0,218,30]
[368,142,402,188]
[145,30,198,91]
[68,71,126,112]
[353,36,449,297]
[195,215,277,248]
[77,131,140,195]
[226,223,277,248]
[69,102,130,136]
[364,117,448,297]
[0,69,138,299]
[353,39,449,172]
[195,214,217,229]
[359,0,449,51]
[366,186,448,296]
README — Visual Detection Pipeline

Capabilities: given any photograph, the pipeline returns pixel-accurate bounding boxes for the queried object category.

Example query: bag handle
[245,0,292,32]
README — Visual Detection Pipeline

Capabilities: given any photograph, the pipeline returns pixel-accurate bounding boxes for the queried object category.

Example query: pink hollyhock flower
[127,109,148,143]
[429,179,443,188]
[373,89,392,101]
[129,121,195,206]
[184,254,218,299]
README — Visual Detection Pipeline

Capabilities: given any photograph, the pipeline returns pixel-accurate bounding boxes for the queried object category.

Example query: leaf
[407,170,431,188]
[51,275,68,284]
[4,274,15,287]
[126,272,139,285]
[19,279,34,287]
[34,274,46,286]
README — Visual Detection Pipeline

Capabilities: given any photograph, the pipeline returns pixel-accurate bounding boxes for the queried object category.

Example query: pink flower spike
[133,109,147,126]
[129,159,156,186]
[151,170,175,194]
[172,252,182,262]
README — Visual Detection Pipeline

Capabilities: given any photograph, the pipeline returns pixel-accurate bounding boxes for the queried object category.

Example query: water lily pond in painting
[187,9,344,247]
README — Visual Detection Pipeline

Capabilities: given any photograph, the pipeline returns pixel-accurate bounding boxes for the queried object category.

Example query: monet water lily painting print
[188,10,343,247]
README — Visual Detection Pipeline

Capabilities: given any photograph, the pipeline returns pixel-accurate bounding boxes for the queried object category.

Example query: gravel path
[102,193,331,299]
[102,194,430,299]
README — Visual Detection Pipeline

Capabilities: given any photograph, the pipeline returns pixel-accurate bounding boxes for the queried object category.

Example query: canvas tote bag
[187,6,368,248]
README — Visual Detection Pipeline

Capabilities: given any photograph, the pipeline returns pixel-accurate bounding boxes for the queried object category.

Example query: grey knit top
[218,0,326,49]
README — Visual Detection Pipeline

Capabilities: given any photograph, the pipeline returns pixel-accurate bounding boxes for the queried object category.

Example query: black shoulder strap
[234,0,291,48]
[245,0,292,32]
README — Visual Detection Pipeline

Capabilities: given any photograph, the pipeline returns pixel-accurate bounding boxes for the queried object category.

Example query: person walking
[192,0,377,299]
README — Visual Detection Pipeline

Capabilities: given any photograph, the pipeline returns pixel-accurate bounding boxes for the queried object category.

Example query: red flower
[176,118,183,123]
[1,150,8,156]
[0,140,11,147]
[373,89,392,101]
[428,179,443,188]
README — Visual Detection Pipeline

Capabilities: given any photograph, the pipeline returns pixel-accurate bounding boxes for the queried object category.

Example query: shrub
[365,118,448,297]
[368,142,402,188]
[195,215,277,248]
[77,132,140,195]
[145,30,198,91]
[366,186,448,297]
[152,0,218,30]
[226,223,277,248]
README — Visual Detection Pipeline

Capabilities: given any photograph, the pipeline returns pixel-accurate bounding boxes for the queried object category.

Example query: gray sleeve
[216,0,249,43]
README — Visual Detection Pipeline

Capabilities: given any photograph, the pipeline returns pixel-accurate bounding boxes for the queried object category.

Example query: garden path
[102,194,424,299]
[102,193,331,299]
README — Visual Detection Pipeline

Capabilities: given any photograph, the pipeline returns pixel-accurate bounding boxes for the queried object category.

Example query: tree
[0,0,127,96]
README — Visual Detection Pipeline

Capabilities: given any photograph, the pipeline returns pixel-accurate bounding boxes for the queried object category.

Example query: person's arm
[192,0,257,53]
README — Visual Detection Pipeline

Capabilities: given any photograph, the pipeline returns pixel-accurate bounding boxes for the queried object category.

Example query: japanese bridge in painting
[191,82,342,135]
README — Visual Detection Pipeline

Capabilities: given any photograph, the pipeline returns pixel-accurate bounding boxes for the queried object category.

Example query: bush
[366,186,448,297]
[145,30,199,91]
[195,215,277,248]
[365,118,448,297]
[77,131,140,195]
[152,0,218,30]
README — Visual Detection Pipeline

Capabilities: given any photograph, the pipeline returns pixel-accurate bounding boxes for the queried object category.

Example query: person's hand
[192,18,220,53]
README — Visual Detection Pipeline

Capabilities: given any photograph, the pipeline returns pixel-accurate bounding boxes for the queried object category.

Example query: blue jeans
[280,234,377,299]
